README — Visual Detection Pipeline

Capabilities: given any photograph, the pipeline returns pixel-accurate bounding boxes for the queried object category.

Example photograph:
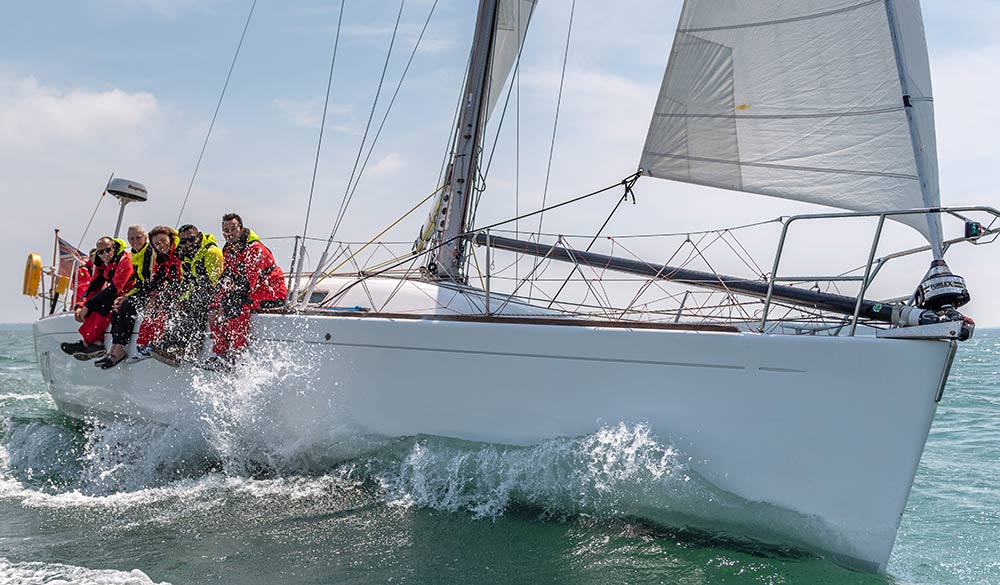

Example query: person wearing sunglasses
[152,224,224,365]
[109,225,183,364]
[101,225,153,364]
[204,213,286,369]
[60,236,134,361]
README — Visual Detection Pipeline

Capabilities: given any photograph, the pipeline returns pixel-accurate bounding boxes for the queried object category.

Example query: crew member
[72,249,96,309]
[104,225,153,364]
[60,237,134,360]
[133,226,183,353]
[207,213,286,367]
[155,223,223,363]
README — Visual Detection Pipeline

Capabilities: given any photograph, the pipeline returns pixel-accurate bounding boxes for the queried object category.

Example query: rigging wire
[515,0,523,282]
[300,0,345,245]
[175,0,257,226]
[327,0,407,244]
[545,175,638,307]
[322,185,444,278]
[533,0,576,239]
[337,0,440,233]
[472,0,536,230]
[76,172,114,250]
[437,52,472,188]
[288,1,346,301]
[336,173,637,287]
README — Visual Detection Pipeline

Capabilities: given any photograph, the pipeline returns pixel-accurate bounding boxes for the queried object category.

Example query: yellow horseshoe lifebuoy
[23,254,43,296]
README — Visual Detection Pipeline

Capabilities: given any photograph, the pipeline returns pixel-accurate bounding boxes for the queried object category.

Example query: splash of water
[186,340,381,475]
[372,422,695,519]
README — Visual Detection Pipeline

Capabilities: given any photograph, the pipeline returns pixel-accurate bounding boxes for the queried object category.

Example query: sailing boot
[60,341,86,355]
[73,344,106,361]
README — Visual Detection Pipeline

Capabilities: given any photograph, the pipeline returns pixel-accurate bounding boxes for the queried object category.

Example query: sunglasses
[96,247,114,255]
[181,236,199,243]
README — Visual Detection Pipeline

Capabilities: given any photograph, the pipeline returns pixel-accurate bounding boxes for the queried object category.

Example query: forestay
[640,0,943,247]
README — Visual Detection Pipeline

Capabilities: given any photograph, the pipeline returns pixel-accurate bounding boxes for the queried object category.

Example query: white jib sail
[640,0,943,248]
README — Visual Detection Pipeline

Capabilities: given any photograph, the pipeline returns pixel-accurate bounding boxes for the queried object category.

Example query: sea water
[0,326,997,584]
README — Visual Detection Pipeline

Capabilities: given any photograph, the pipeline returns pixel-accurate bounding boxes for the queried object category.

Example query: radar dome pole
[106,179,149,238]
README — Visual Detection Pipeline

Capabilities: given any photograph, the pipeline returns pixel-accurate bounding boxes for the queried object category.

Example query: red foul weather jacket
[83,239,134,311]
[73,260,94,309]
[214,229,286,316]
[148,239,184,303]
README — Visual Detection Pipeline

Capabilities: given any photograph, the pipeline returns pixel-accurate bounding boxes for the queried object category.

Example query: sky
[2,0,998,326]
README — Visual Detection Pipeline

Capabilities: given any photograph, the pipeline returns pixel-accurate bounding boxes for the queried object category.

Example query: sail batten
[640,0,943,245]
[642,151,920,182]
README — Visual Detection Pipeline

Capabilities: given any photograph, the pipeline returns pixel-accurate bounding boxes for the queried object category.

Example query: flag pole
[49,229,60,315]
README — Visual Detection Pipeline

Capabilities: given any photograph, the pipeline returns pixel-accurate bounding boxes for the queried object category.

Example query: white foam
[375,422,695,518]
[0,558,168,585]
[186,340,378,473]
[0,394,48,402]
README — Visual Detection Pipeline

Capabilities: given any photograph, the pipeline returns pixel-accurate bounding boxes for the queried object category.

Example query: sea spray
[1,415,212,497]
[188,340,315,475]
[186,340,386,475]
[361,422,844,560]
[372,422,693,518]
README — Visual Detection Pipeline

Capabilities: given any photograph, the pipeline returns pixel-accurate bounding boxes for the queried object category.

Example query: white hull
[32,279,955,572]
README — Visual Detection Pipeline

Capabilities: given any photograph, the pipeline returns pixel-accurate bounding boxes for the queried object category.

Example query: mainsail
[486,0,538,120]
[416,0,538,261]
[640,0,943,249]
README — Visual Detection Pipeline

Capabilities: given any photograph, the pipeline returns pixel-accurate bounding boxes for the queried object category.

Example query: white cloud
[933,45,1000,172]
[368,152,405,177]
[0,75,167,322]
[273,97,352,129]
[88,0,229,19]
[0,76,160,150]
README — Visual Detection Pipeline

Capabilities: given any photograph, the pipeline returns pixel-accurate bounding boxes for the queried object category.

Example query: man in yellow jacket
[107,225,153,361]
[153,223,224,364]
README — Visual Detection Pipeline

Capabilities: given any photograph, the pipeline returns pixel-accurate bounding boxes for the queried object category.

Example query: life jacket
[127,241,154,297]
[84,238,134,310]
[218,228,287,311]
[74,260,94,308]
[148,237,184,300]
[180,232,223,301]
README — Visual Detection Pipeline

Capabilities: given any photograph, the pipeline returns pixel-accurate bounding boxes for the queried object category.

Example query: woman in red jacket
[133,226,184,354]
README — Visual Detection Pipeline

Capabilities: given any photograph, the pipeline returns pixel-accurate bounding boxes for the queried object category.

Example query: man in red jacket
[206,213,286,368]
[60,236,134,360]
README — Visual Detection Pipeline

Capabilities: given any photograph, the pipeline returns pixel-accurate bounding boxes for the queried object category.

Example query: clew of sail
[640,0,943,249]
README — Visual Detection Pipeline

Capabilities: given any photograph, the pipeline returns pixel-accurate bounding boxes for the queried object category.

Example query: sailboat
[27,0,1000,573]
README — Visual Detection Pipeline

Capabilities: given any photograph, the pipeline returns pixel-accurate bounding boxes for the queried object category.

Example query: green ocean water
[0,326,997,584]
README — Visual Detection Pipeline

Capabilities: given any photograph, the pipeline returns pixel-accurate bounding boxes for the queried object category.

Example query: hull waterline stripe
[261,337,748,371]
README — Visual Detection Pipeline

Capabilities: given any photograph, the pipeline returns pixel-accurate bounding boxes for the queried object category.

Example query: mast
[426,0,500,281]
